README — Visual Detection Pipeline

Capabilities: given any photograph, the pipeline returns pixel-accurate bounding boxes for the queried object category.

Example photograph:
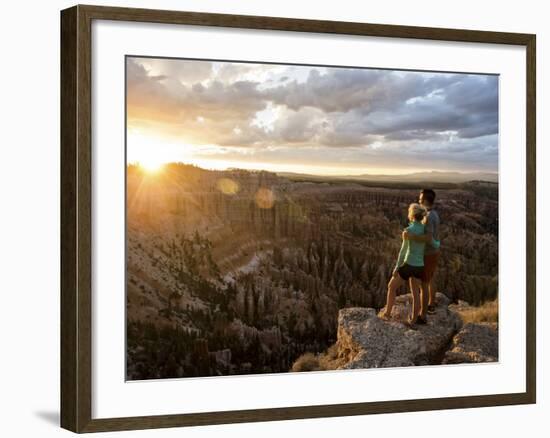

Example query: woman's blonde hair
[408,203,427,222]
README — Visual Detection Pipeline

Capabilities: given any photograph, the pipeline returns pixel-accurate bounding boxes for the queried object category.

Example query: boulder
[443,322,498,364]
[336,293,462,369]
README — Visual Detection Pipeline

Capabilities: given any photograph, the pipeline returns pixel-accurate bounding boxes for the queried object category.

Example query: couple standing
[382,189,441,326]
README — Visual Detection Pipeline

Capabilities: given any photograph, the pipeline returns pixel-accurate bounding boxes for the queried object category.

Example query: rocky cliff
[443,322,498,364]
[329,293,497,370]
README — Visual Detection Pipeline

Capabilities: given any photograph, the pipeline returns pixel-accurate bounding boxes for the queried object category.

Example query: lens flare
[216,178,240,195]
[255,187,275,209]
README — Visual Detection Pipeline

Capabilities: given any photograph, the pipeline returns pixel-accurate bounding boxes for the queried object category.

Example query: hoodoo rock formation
[126,164,499,379]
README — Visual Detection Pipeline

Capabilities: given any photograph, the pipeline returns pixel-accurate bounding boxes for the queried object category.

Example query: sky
[126,56,499,176]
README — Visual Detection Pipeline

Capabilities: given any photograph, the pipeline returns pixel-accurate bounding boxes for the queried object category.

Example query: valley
[126,163,498,380]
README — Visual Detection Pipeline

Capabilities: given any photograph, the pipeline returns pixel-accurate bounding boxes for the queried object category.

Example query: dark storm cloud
[264,68,454,113]
[264,70,498,146]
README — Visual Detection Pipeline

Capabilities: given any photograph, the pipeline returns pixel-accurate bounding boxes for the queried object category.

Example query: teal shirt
[395,221,426,269]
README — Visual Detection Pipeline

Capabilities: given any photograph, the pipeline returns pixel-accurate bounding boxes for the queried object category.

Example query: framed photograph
[60,4,536,433]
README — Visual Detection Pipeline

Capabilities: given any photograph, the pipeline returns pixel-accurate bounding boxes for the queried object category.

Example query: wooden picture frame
[60,4,536,433]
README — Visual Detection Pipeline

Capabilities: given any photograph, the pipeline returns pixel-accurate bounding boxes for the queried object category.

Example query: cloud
[126,57,499,172]
[136,57,214,84]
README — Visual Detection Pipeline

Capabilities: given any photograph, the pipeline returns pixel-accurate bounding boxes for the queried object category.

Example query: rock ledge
[336,293,462,368]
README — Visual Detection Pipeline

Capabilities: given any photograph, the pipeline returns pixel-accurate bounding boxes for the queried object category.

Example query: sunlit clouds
[127,56,499,175]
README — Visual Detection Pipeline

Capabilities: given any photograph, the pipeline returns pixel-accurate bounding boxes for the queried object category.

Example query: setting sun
[138,159,164,173]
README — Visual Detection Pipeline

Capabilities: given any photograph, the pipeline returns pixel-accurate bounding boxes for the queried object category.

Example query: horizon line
[127,160,498,178]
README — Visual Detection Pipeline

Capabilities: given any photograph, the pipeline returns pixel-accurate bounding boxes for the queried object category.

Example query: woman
[382,203,427,325]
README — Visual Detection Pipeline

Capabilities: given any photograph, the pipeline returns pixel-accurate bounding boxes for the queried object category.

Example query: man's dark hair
[421,189,436,205]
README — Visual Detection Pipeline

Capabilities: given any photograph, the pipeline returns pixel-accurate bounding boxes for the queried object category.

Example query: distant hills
[130,161,498,185]
[277,170,498,184]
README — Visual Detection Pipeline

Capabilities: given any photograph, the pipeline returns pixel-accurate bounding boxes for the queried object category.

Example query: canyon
[126,163,498,380]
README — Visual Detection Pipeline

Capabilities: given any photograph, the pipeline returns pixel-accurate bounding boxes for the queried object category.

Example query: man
[403,189,440,322]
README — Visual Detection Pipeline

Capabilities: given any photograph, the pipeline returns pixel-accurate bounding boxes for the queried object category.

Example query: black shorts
[397,263,424,280]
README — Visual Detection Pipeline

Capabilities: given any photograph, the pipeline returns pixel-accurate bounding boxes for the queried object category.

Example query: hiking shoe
[427,305,436,314]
